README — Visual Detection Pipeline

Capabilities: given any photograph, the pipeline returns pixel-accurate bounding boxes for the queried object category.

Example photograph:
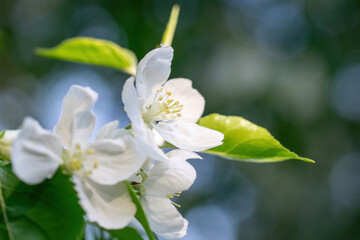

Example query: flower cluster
[9,46,224,239]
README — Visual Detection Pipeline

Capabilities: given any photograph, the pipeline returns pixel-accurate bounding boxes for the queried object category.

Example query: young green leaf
[35,37,137,75]
[125,181,158,240]
[199,114,314,163]
[0,164,85,240]
[161,5,180,46]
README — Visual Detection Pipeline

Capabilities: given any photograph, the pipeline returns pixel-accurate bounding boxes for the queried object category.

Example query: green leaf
[35,37,137,75]
[108,227,143,240]
[199,114,314,163]
[125,181,158,240]
[0,164,85,240]
[161,5,180,46]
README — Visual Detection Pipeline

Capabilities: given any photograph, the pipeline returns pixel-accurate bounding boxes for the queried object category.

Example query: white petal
[87,136,147,185]
[153,129,165,146]
[74,177,136,229]
[166,149,202,161]
[136,46,174,101]
[142,196,188,239]
[55,85,98,148]
[122,77,147,139]
[12,117,62,185]
[96,120,119,139]
[154,120,224,152]
[137,127,168,162]
[144,150,197,196]
[95,120,130,140]
[163,78,205,123]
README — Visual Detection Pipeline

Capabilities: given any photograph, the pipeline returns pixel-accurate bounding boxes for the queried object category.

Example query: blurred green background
[1,0,360,239]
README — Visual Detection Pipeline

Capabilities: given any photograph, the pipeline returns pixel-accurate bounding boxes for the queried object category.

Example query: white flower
[140,149,200,239]
[0,130,20,160]
[122,46,224,160]
[11,85,146,229]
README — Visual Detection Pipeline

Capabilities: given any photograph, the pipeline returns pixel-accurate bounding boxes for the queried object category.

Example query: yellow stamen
[69,161,81,171]
[87,149,95,155]
[171,201,181,208]
[93,161,99,168]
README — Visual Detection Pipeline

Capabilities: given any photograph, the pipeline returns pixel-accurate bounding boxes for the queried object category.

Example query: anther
[87,149,95,155]
[166,91,172,96]
[93,161,99,168]
[69,161,81,171]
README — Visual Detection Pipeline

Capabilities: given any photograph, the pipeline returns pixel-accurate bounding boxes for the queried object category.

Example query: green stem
[125,181,157,240]
[0,178,14,240]
[161,5,180,46]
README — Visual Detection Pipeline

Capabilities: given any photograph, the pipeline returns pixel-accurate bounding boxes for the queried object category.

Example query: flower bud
[0,130,20,161]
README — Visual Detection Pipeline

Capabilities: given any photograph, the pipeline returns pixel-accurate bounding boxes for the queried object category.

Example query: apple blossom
[11,85,147,229]
[139,149,200,239]
[122,46,224,161]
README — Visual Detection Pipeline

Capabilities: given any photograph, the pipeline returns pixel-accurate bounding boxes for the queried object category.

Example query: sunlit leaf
[35,37,137,75]
[199,114,314,163]
[0,164,85,240]
[161,5,180,46]
[125,181,158,240]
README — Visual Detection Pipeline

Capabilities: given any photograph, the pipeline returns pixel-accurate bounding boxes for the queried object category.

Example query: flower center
[142,88,183,124]
[62,143,99,177]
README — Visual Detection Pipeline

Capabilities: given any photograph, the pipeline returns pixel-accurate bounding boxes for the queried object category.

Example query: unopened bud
[0,130,20,161]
